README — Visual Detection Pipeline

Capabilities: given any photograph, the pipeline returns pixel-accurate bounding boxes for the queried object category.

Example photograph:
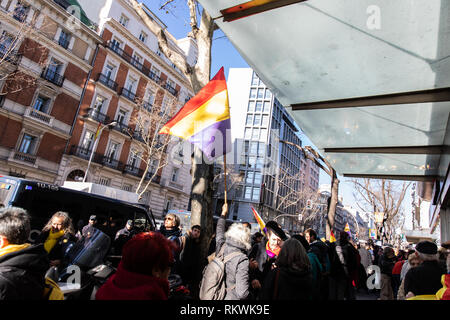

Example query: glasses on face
[165,217,173,221]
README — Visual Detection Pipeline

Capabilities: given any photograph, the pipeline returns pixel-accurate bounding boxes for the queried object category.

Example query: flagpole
[223,153,228,206]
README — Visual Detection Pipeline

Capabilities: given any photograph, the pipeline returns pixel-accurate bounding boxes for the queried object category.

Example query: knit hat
[415,241,438,255]
[265,221,287,241]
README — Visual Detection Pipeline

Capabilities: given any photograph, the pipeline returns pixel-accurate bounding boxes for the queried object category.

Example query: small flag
[344,222,351,237]
[251,207,266,236]
[159,67,231,160]
[94,122,102,140]
[330,230,336,243]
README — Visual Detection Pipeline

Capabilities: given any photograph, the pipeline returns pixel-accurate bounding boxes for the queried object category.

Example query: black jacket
[404,260,446,296]
[0,244,49,300]
[260,266,313,300]
[379,254,396,276]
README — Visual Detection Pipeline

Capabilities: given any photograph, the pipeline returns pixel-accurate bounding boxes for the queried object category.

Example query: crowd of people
[0,204,449,301]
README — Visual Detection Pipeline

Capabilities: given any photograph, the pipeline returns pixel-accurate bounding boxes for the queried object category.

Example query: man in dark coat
[179,224,205,299]
[0,207,49,300]
[112,220,135,255]
[404,241,446,298]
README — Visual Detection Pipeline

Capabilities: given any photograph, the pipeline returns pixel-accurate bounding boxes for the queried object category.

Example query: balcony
[24,107,55,126]
[123,164,144,177]
[12,151,37,165]
[41,68,65,87]
[119,87,137,103]
[100,156,120,170]
[112,121,132,136]
[141,101,153,112]
[132,131,146,143]
[164,83,178,97]
[96,73,118,91]
[85,108,110,124]
[68,145,92,161]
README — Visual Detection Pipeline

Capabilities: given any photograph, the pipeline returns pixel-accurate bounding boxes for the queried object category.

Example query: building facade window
[58,29,71,49]
[119,14,129,27]
[139,31,147,43]
[18,133,37,154]
[32,95,51,113]
[171,167,179,182]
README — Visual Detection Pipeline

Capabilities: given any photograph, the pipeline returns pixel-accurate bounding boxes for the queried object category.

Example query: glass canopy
[199,0,450,180]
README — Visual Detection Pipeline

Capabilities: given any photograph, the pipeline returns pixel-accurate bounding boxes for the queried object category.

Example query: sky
[142,0,414,230]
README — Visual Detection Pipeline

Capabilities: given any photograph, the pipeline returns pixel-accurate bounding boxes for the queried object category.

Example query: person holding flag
[248,207,287,298]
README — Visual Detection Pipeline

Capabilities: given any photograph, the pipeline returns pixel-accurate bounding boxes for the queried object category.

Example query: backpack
[43,277,64,300]
[199,246,242,300]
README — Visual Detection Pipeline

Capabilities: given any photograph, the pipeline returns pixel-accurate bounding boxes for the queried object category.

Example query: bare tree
[280,140,340,240]
[129,0,219,259]
[128,94,181,200]
[352,178,411,244]
[274,166,322,232]
[0,4,52,97]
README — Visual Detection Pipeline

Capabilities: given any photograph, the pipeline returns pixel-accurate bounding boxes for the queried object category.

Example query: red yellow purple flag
[251,207,267,236]
[159,67,231,160]
[330,230,337,243]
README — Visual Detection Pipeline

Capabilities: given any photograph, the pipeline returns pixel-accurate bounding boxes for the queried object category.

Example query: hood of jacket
[225,237,249,253]
[0,244,49,275]
[96,262,169,300]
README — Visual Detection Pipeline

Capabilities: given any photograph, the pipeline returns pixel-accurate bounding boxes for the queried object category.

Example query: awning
[199,0,450,181]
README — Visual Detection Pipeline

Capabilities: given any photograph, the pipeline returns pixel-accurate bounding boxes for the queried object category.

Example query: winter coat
[0,244,49,300]
[159,226,183,274]
[216,217,250,300]
[179,232,206,286]
[334,239,358,279]
[310,240,330,273]
[250,239,277,284]
[379,254,396,276]
[260,266,313,300]
[404,260,446,296]
[95,262,169,300]
[37,230,77,263]
[307,252,323,300]
[358,247,372,271]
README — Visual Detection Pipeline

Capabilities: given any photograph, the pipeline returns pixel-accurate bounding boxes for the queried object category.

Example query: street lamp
[82,121,117,183]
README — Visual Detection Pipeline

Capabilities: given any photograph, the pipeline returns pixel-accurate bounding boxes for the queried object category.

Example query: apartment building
[214,68,319,231]
[0,0,101,182]
[59,0,195,218]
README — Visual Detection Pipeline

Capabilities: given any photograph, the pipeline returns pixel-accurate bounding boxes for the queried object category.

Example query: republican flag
[251,207,266,236]
[330,230,336,243]
[159,67,231,160]
[344,222,351,237]
[94,122,102,140]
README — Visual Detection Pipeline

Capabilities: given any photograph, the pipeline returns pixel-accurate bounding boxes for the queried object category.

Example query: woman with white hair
[214,203,251,300]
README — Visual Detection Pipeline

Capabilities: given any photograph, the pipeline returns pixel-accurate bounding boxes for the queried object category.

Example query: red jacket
[392,260,405,275]
[96,263,169,300]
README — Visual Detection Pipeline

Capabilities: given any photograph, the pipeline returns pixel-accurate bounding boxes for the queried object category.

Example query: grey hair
[416,251,438,262]
[225,222,251,250]
[0,207,31,244]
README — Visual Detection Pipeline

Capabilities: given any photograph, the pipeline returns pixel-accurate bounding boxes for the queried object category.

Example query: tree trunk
[190,147,214,261]
[326,169,339,240]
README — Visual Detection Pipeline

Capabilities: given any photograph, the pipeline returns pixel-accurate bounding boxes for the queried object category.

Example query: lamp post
[82,121,117,183]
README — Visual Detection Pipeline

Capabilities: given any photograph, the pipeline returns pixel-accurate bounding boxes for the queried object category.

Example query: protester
[436,241,450,300]
[397,253,421,300]
[0,207,49,300]
[358,242,372,271]
[96,232,176,300]
[260,238,313,300]
[249,220,287,291]
[378,247,396,300]
[251,232,264,247]
[392,250,407,299]
[330,231,358,300]
[400,249,416,282]
[37,211,77,269]
[179,225,206,299]
[213,203,250,300]
[159,213,183,274]
[404,241,446,298]
[292,234,322,300]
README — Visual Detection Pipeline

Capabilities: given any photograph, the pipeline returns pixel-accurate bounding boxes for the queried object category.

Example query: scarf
[266,241,281,258]
[44,229,65,253]
[0,243,31,258]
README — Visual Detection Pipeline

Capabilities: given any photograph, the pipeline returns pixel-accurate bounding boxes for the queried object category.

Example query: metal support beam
[324,145,449,155]
[291,87,450,110]
[219,0,307,22]
[342,173,438,182]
